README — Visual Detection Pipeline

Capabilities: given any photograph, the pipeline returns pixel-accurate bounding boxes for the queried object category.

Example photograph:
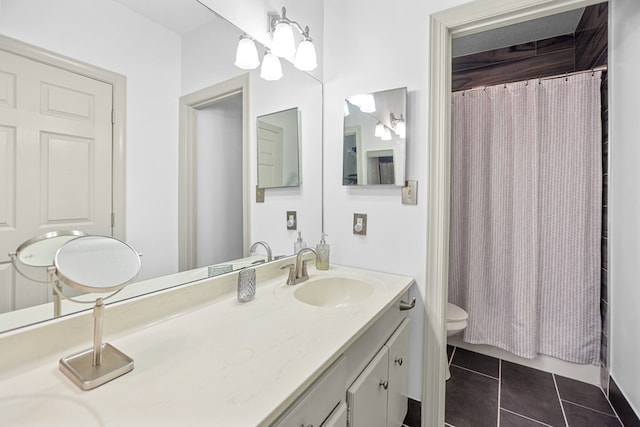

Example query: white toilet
[446,302,469,380]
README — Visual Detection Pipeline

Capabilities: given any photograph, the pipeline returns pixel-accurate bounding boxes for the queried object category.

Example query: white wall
[182,13,323,258]
[610,0,640,416]
[323,0,465,401]
[196,95,244,267]
[0,0,182,281]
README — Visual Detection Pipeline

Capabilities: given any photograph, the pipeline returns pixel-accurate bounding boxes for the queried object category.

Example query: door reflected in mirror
[257,107,301,188]
[343,87,407,186]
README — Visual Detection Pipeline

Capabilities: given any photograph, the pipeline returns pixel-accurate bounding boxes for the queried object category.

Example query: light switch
[402,180,418,205]
[256,186,265,203]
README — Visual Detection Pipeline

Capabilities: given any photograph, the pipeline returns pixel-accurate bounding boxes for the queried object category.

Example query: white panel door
[0,49,113,311]
[386,318,410,427]
[347,346,389,427]
[257,121,283,187]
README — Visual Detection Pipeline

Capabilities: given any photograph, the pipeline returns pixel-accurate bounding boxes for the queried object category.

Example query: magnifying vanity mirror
[257,107,301,188]
[52,235,141,390]
[343,87,407,186]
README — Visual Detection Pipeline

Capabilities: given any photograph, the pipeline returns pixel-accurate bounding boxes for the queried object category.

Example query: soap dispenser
[294,231,307,253]
[316,233,330,270]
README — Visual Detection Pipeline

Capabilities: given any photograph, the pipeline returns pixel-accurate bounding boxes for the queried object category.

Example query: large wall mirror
[343,87,407,186]
[0,0,323,334]
[257,107,301,188]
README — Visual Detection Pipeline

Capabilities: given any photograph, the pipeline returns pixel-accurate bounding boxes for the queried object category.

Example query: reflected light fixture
[234,34,260,69]
[347,94,376,113]
[375,122,385,137]
[344,100,351,117]
[381,127,392,141]
[260,49,283,81]
[391,113,406,139]
[233,7,317,80]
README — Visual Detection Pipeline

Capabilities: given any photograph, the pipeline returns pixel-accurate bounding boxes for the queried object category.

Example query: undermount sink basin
[293,277,374,308]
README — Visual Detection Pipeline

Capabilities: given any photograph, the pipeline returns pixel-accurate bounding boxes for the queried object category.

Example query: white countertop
[0,264,414,426]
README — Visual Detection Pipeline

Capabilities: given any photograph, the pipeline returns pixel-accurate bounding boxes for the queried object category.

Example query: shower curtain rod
[458,65,608,93]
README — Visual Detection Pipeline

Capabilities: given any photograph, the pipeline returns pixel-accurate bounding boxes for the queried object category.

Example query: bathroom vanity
[0,259,414,426]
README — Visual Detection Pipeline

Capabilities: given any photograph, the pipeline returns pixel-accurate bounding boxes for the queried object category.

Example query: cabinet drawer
[272,356,346,427]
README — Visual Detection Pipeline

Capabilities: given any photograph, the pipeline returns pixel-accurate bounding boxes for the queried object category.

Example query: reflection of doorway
[425,1,608,425]
[195,94,243,268]
[343,125,362,185]
[0,36,126,314]
[178,74,249,271]
[257,121,284,187]
[366,150,395,185]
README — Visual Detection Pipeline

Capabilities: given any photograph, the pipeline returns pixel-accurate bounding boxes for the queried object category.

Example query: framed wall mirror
[257,107,301,188]
[343,87,407,186]
[0,0,323,334]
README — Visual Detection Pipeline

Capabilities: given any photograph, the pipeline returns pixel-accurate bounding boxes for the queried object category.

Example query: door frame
[425,0,606,425]
[178,74,250,271]
[0,34,126,240]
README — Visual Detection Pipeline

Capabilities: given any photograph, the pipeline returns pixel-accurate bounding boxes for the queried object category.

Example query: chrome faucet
[281,247,318,285]
[249,241,273,262]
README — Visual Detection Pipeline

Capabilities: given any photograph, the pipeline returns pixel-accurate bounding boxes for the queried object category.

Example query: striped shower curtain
[448,71,603,365]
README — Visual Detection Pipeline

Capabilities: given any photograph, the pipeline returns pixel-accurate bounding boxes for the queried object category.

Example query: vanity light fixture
[234,34,260,69]
[347,94,376,113]
[260,49,283,81]
[391,113,406,139]
[234,7,317,80]
[375,122,385,137]
[381,127,393,141]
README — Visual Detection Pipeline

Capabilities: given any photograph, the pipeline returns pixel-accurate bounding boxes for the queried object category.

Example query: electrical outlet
[402,180,418,205]
[353,213,367,236]
[286,211,297,230]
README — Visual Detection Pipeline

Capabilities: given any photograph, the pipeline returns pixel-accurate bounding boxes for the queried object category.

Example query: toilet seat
[447,303,468,322]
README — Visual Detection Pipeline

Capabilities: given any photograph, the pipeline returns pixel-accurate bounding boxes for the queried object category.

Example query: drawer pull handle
[394,357,404,366]
[300,424,313,427]
[379,380,389,390]
[399,298,416,311]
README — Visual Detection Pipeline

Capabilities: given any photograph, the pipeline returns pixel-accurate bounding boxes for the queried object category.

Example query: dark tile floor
[445,346,624,427]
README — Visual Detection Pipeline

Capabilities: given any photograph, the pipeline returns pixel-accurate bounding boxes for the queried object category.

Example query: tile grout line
[552,374,570,427]
[449,346,456,365]
[500,408,555,427]
[560,399,620,418]
[497,358,502,427]
[450,363,500,381]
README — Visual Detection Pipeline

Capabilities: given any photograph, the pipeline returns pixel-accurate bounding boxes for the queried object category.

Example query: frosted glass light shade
[272,22,296,57]
[235,37,260,69]
[395,120,406,139]
[381,127,392,141]
[375,123,385,138]
[359,94,376,113]
[260,52,283,81]
[294,39,317,71]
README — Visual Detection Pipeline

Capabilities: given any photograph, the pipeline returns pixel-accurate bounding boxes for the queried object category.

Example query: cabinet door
[322,402,347,427]
[386,318,410,427]
[346,346,389,427]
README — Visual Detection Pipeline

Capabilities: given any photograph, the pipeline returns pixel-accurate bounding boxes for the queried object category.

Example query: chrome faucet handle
[280,263,296,286]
